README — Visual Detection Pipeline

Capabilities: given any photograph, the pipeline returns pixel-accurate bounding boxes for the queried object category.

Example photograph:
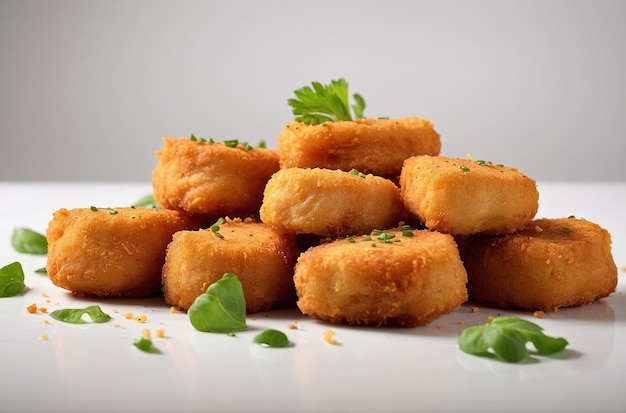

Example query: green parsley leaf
[11,228,47,255]
[133,337,160,354]
[287,78,366,125]
[253,329,290,348]
[458,316,569,362]
[0,262,26,297]
[49,305,112,324]
[188,273,247,333]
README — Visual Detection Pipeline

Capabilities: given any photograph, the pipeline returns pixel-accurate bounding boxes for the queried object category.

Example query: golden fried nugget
[399,156,538,235]
[459,217,618,311]
[152,137,280,216]
[260,167,407,237]
[46,207,199,297]
[162,218,299,313]
[294,228,468,327]
[278,117,441,177]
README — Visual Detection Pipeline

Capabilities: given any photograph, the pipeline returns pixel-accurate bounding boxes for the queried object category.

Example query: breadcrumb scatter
[43,320,50,325]
[155,329,166,338]
[486,315,494,323]
[124,312,134,320]
[38,307,47,314]
[323,329,339,345]
[26,303,38,314]
[41,292,49,298]
[39,334,48,341]
[533,311,545,319]
[435,324,442,330]
[288,322,298,329]
[620,265,626,272]
[471,306,479,313]
[169,306,181,314]
[135,314,148,323]
[113,323,121,328]
[142,329,151,339]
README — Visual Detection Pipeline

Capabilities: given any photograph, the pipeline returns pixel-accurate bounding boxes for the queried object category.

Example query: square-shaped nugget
[399,156,538,235]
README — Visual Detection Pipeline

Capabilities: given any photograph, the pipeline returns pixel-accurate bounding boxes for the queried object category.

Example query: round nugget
[162,218,299,313]
[294,228,468,327]
[152,137,280,216]
[459,217,618,311]
[46,207,198,297]
[260,167,407,237]
[278,117,441,177]
[400,155,539,235]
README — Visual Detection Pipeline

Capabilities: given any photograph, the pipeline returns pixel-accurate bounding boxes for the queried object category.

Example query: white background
[1,0,624,182]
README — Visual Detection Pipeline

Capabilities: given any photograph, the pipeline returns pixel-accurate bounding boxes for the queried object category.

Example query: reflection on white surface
[1,183,625,413]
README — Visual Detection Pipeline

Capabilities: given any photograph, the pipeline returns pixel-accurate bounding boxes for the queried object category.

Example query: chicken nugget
[278,117,441,177]
[399,155,538,235]
[294,227,468,327]
[459,217,618,311]
[46,207,199,297]
[152,137,280,216]
[260,167,407,237]
[162,218,299,313]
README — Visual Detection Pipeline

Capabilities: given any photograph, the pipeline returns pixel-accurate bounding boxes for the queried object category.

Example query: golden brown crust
[278,117,441,177]
[162,218,299,313]
[458,217,618,311]
[294,228,468,327]
[152,137,280,216]
[399,155,538,235]
[259,167,407,237]
[46,207,198,297]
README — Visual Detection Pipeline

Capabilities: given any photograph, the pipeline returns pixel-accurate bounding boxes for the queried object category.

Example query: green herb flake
[258,140,267,148]
[253,329,290,348]
[401,225,414,237]
[561,227,572,233]
[49,305,112,324]
[11,227,48,255]
[35,267,47,275]
[132,194,161,209]
[287,78,366,125]
[210,217,226,239]
[458,316,569,363]
[133,337,160,354]
[459,166,471,173]
[90,206,99,212]
[188,273,247,333]
[349,168,367,179]
[223,139,239,148]
[346,236,356,243]
[0,261,26,297]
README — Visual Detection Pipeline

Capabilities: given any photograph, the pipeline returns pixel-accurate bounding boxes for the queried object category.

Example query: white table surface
[1,182,625,413]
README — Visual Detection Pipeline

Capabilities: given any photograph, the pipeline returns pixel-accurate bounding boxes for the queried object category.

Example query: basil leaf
[458,316,569,363]
[11,227,48,255]
[0,261,26,297]
[253,329,290,348]
[49,305,112,324]
[132,194,161,208]
[188,273,247,333]
[133,337,160,354]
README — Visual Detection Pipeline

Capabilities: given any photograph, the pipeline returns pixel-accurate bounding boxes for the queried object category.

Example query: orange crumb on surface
[26,303,38,314]
[43,320,50,325]
[169,306,181,314]
[124,312,134,320]
[38,307,47,314]
[113,323,121,328]
[155,329,166,338]
[41,292,49,298]
[486,315,494,323]
[142,329,151,339]
[39,334,48,341]
[533,311,545,319]
[288,322,298,329]
[471,306,479,313]
[135,314,148,323]
[323,329,339,345]
[620,265,626,272]
[435,324,442,330]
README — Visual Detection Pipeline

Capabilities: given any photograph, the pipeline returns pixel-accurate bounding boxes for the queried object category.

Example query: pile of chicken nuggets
[46,116,618,327]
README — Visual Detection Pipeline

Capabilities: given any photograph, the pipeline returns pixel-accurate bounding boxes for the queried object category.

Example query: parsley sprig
[288,78,366,125]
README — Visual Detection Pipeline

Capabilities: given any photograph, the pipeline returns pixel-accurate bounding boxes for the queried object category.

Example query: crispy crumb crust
[152,137,280,216]
[278,117,441,177]
[458,217,618,311]
[260,167,407,237]
[46,207,201,297]
[399,155,539,235]
[294,228,468,327]
[162,218,299,313]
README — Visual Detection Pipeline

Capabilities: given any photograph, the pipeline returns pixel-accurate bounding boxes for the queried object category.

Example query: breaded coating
[46,207,199,297]
[260,167,407,237]
[399,156,538,235]
[278,117,441,177]
[162,218,299,313]
[152,137,280,216]
[458,217,618,311]
[294,228,468,327]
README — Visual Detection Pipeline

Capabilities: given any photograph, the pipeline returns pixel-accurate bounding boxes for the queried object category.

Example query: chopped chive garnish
[361,236,372,242]
[349,168,367,179]
[347,236,356,243]
[459,166,471,172]
[90,206,98,212]
[561,227,572,233]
